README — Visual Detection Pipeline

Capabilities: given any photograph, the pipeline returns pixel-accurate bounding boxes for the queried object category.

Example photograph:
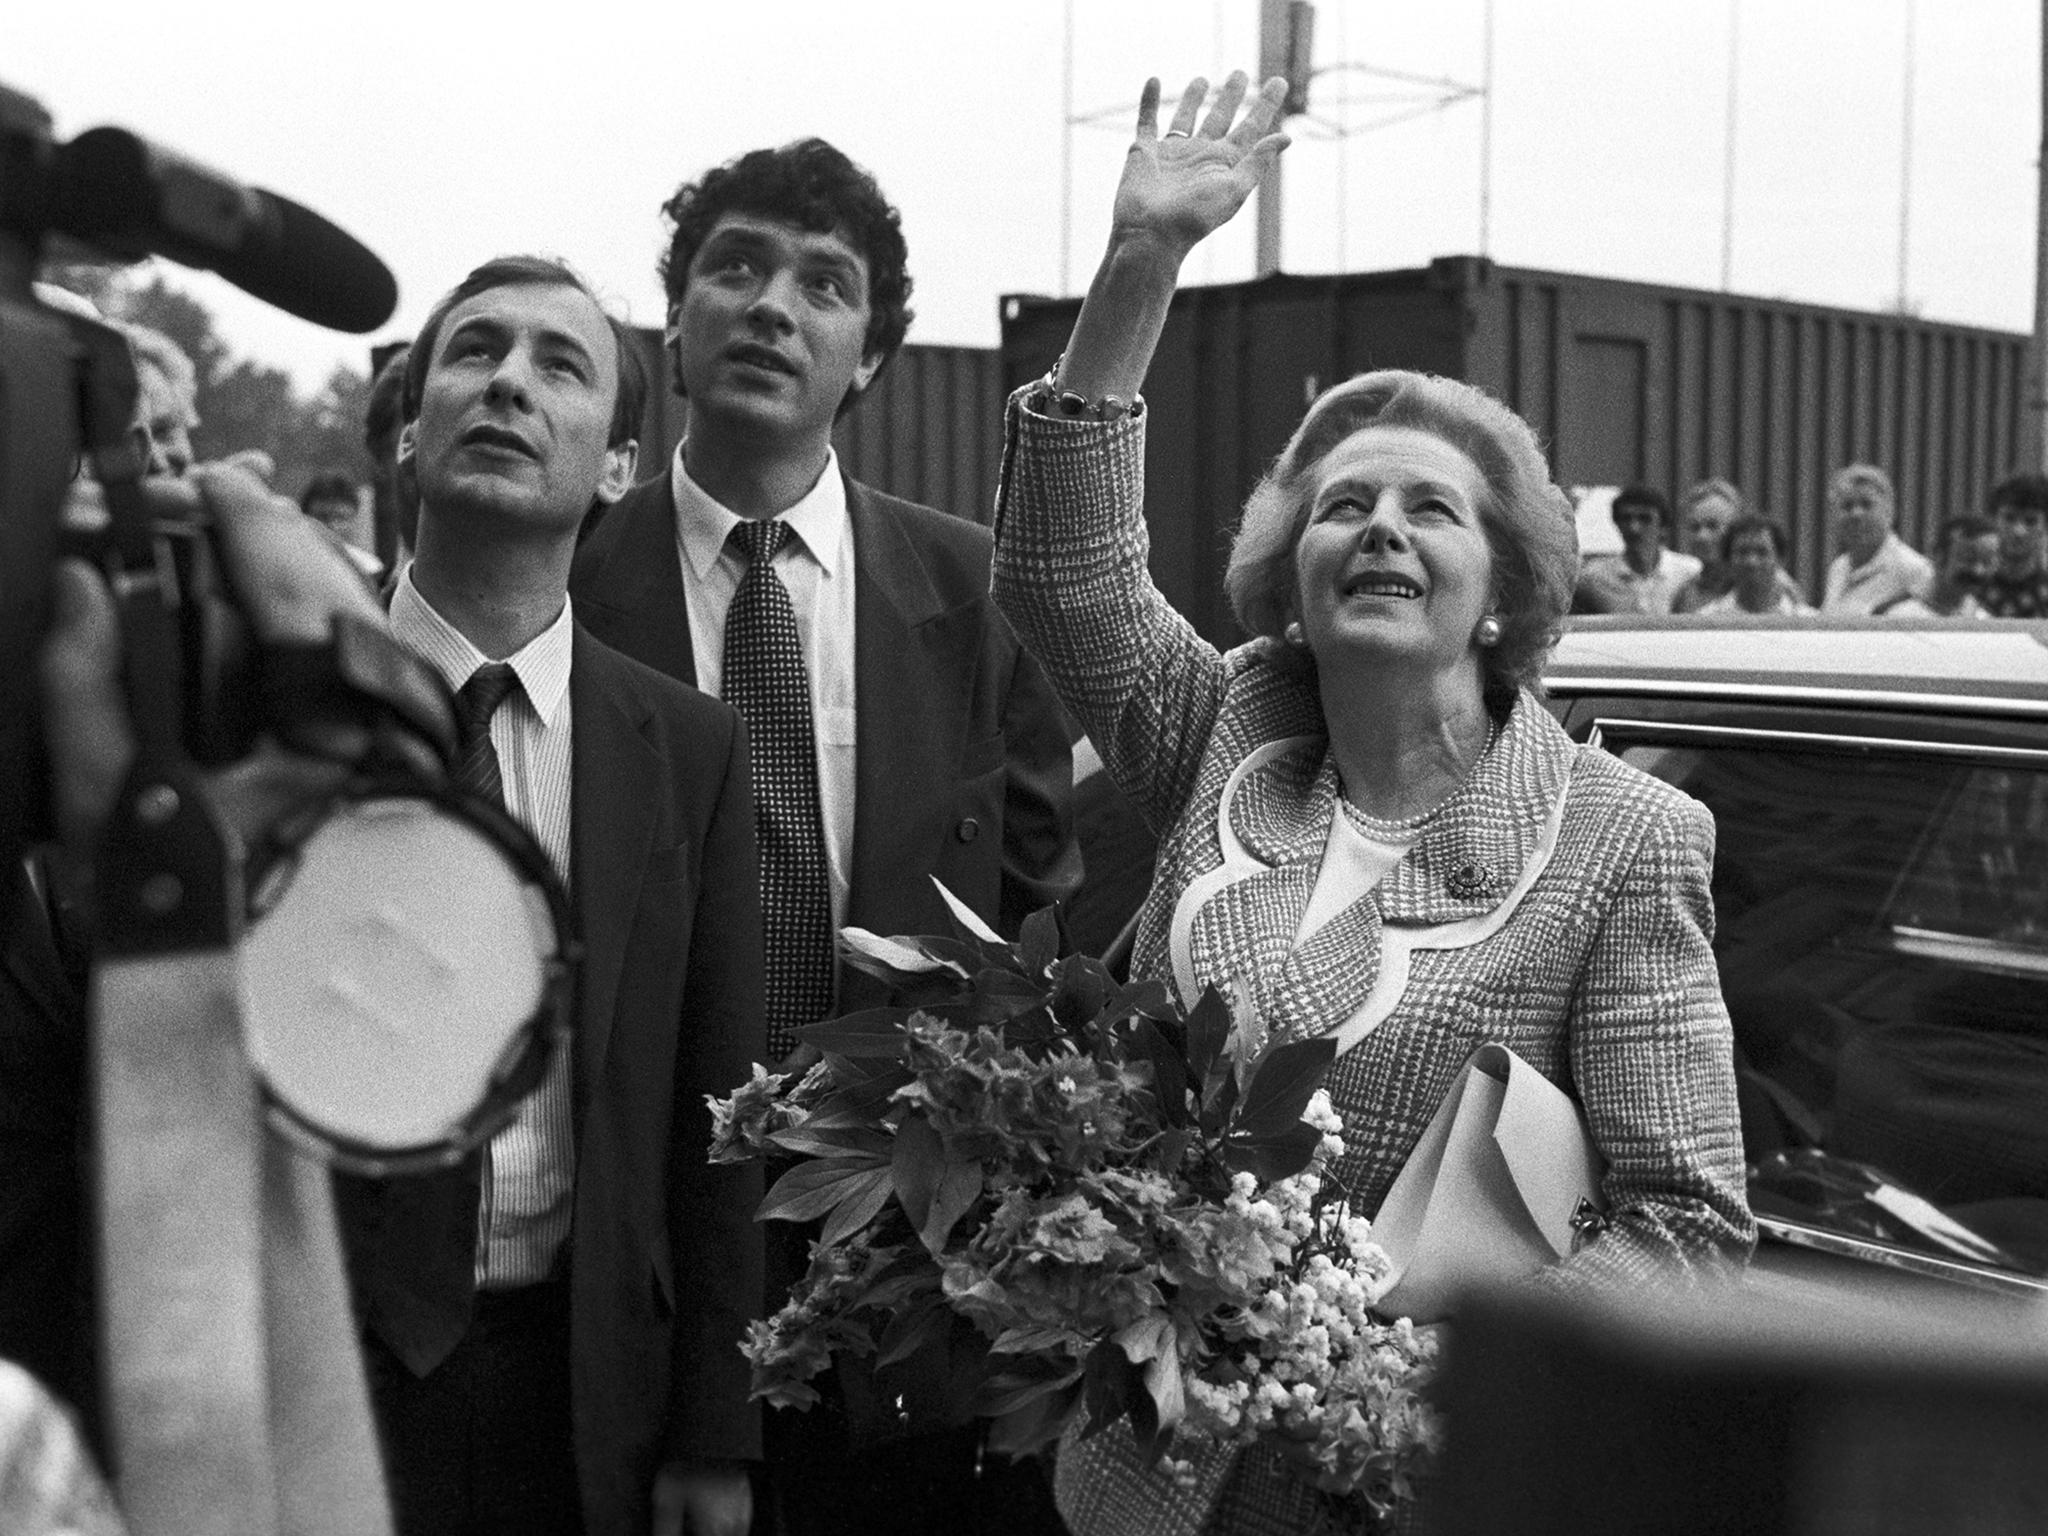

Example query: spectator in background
[1669,478,1742,612]
[365,346,418,568]
[1821,463,1933,613]
[1583,484,1700,613]
[299,470,381,581]
[1883,514,1998,618]
[1699,516,1815,615]
[1979,472,2048,618]
[120,324,200,477]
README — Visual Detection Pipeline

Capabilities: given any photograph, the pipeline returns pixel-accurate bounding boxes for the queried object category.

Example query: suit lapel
[1181,741,1340,1036]
[579,477,698,687]
[569,627,662,1122]
[845,480,955,928]
[1379,695,1574,925]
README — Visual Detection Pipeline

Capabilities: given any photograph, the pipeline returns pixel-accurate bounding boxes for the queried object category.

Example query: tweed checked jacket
[993,398,1754,1534]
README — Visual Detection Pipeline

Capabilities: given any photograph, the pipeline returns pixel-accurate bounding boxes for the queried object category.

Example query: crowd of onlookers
[1571,464,2048,621]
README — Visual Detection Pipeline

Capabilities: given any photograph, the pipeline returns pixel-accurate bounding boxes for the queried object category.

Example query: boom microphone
[53,127,397,334]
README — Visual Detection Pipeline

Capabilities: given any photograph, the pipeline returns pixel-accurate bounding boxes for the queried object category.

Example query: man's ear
[396,420,417,466]
[663,303,688,399]
[595,439,639,506]
[848,349,884,402]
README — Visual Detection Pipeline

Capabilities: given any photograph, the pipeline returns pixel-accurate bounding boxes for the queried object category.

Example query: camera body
[0,80,400,861]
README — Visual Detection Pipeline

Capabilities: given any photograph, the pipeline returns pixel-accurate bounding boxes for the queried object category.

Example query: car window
[1616,736,2048,1287]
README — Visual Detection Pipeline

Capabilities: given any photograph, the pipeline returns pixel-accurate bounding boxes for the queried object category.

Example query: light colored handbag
[1373,1042,1608,1323]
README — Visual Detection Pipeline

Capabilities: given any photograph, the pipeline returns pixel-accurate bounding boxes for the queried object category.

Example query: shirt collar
[671,440,848,579]
[389,563,575,727]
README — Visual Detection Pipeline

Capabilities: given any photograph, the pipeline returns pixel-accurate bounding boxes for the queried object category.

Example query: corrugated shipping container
[1001,259,2030,648]
[620,329,1007,523]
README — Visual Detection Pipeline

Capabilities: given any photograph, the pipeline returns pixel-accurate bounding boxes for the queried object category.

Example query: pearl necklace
[1339,716,1501,839]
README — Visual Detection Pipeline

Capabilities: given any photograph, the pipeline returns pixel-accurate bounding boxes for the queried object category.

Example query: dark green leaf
[1142,1347,1185,1442]
[874,1298,951,1370]
[920,1157,984,1256]
[986,1379,1085,1458]
[1233,1035,1338,1140]
[976,1366,1085,1418]
[1199,1060,1239,1140]
[1019,906,1061,977]
[1123,1017,1189,1124]
[989,1325,1081,1356]
[1049,953,1114,1029]
[838,929,967,985]
[767,1124,894,1160]
[1079,1339,1140,1441]
[890,1113,946,1231]
[1222,1120,1324,1183]
[798,1008,916,1057]
[758,1153,890,1225]
[818,1166,896,1247]
[1183,985,1232,1086]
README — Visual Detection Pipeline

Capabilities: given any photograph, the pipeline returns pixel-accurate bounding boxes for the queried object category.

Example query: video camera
[0,78,399,858]
[1,82,571,1175]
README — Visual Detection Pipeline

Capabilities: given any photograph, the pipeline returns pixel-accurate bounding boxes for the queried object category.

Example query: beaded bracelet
[1024,358,1145,423]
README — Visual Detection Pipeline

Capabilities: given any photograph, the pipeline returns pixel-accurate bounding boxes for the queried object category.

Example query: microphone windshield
[56,127,398,334]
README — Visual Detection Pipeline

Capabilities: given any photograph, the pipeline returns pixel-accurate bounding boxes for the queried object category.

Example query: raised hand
[1113,73,1291,259]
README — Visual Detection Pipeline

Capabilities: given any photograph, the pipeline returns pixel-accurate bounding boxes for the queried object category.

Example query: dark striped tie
[454,663,519,806]
[722,520,834,1056]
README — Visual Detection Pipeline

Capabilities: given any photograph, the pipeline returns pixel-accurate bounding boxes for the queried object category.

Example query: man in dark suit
[336,255,764,1536]
[570,141,1077,1534]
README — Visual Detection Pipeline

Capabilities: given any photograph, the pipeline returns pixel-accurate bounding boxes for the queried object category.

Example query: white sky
[14,0,2040,390]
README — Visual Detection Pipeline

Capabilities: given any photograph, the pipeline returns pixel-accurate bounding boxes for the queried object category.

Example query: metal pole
[1479,0,1496,257]
[1255,0,1289,277]
[1060,0,1074,296]
[1720,0,1740,290]
[1897,0,1916,311]
[2032,0,2048,468]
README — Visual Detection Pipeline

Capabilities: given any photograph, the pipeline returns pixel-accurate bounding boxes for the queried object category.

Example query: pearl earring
[1475,615,1503,647]
[1284,620,1306,648]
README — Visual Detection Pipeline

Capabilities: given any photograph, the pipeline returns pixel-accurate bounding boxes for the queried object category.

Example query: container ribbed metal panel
[1001,261,2028,648]
[620,329,1007,523]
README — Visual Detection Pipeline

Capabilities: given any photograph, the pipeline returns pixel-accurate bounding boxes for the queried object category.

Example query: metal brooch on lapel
[1445,859,1499,899]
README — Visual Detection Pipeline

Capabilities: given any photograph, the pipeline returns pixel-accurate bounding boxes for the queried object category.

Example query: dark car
[1546,614,2048,1301]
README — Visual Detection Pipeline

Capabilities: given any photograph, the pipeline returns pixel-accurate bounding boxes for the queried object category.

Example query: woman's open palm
[1114,72,1292,254]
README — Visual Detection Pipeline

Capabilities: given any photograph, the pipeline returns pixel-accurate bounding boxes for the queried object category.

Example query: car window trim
[1588,718,2048,770]
[1555,677,2048,721]
[1759,1216,2048,1299]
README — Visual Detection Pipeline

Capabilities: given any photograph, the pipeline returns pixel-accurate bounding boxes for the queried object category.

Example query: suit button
[955,817,980,843]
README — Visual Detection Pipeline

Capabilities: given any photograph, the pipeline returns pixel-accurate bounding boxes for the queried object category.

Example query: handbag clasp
[1569,1197,1608,1251]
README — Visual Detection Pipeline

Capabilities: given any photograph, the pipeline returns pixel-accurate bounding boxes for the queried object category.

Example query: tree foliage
[42,261,373,499]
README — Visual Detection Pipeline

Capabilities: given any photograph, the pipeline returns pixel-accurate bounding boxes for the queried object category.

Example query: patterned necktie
[722,520,834,1056]
[454,663,519,805]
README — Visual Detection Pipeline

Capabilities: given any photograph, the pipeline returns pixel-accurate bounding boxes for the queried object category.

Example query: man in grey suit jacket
[570,141,1076,1536]
[335,255,764,1536]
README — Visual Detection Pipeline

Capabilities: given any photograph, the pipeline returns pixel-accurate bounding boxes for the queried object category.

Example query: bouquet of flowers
[707,890,1442,1527]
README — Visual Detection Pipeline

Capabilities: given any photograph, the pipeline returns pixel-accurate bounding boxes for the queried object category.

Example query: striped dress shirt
[390,569,576,1289]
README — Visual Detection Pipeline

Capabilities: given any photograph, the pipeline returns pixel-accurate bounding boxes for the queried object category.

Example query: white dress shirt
[391,567,576,1290]
[670,442,858,935]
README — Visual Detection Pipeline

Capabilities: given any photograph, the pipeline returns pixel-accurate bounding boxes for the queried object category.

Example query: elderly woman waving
[993,75,1753,1534]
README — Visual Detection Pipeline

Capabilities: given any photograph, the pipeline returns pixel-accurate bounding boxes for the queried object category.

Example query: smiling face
[406,281,626,537]
[1292,425,1497,686]
[668,213,882,453]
